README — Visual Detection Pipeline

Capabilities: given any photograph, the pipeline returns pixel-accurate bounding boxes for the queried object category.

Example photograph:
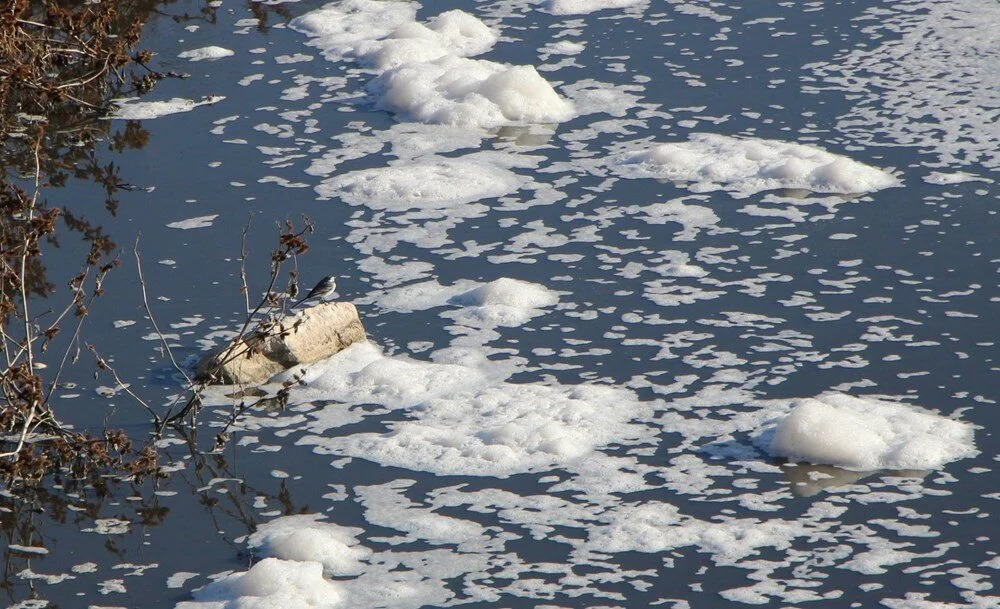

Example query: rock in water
[196,302,366,385]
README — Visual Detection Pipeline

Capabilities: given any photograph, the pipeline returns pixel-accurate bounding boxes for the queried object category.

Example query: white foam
[545,0,647,15]
[923,171,992,185]
[177,46,235,61]
[316,158,524,210]
[617,197,720,241]
[299,373,653,475]
[584,502,807,565]
[366,10,499,71]
[280,329,655,478]
[293,3,496,70]
[370,55,574,128]
[373,277,559,320]
[289,0,420,64]
[540,40,586,56]
[759,393,977,471]
[808,0,1000,169]
[106,96,225,120]
[304,124,487,178]
[167,572,198,589]
[247,514,371,576]
[611,133,900,198]
[451,278,559,310]
[275,53,313,64]
[166,214,219,230]
[357,481,492,548]
[83,518,130,534]
[291,1,574,129]
[179,558,341,608]
[173,3,995,606]
[191,367,980,607]
[9,544,48,555]
[361,277,562,348]
[446,277,561,327]
[558,79,643,119]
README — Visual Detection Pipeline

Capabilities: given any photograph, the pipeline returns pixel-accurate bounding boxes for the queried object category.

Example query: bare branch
[240,216,252,315]
[87,344,162,427]
[134,235,193,386]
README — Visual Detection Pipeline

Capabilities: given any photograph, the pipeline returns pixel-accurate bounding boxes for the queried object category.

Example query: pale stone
[196,302,366,385]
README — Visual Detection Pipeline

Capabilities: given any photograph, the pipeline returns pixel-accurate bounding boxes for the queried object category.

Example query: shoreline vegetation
[0,1,309,485]
[2,0,165,481]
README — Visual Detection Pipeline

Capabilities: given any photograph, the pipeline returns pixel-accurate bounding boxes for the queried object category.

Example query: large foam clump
[289,0,418,62]
[446,278,561,327]
[546,0,647,15]
[291,2,493,69]
[179,516,370,608]
[178,558,342,609]
[372,277,561,327]
[450,277,559,309]
[316,158,525,209]
[371,56,575,127]
[291,0,574,128]
[247,514,372,576]
[760,393,976,471]
[360,10,499,70]
[612,133,899,198]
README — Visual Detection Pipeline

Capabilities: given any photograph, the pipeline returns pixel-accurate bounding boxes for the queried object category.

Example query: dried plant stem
[87,344,162,427]
[134,236,192,387]
[240,216,252,315]
[1,141,45,460]
[164,218,312,425]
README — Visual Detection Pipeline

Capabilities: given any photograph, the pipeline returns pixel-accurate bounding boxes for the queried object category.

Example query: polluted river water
[5,0,1000,607]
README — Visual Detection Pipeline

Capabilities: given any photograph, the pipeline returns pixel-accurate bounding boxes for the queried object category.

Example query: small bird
[291,276,337,309]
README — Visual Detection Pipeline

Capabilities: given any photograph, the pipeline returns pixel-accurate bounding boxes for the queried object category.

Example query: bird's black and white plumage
[292,276,337,309]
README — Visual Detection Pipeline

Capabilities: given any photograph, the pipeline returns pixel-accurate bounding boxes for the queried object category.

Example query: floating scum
[168,0,986,607]
[106,96,226,120]
[181,277,980,607]
[316,158,526,210]
[611,133,901,198]
[177,46,235,62]
[290,0,576,129]
[271,279,660,481]
[756,393,978,471]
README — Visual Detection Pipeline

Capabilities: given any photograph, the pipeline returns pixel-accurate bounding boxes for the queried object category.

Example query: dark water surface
[5,0,999,607]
